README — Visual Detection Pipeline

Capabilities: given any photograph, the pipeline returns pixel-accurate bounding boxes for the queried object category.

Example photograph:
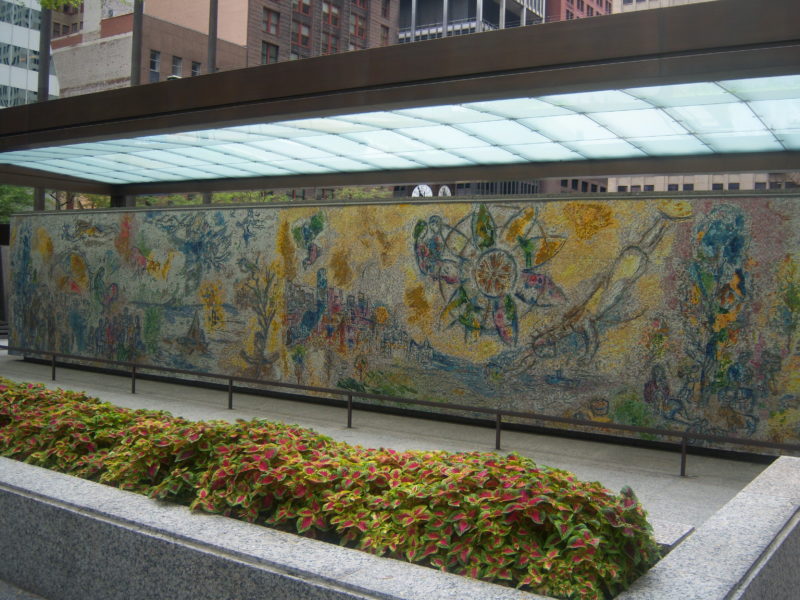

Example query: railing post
[495,411,502,450]
[347,394,353,428]
[228,378,233,410]
[131,365,136,394]
[680,435,688,477]
[51,353,56,381]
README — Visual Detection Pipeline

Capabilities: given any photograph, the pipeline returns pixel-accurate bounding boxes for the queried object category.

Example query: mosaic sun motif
[413,204,567,344]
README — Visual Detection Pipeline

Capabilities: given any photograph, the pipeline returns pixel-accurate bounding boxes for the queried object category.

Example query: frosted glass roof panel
[396,126,490,149]
[540,90,651,112]
[667,103,767,134]
[628,135,712,155]
[592,109,688,138]
[520,115,615,141]
[464,98,570,118]
[628,82,738,107]
[701,132,785,153]
[565,139,646,159]
[721,75,800,101]
[396,150,475,167]
[345,130,432,152]
[506,143,583,161]
[777,132,800,149]
[458,121,550,145]
[749,99,800,130]
[337,112,433,129]
[397,105,504,124]
[0,75,797,186]
[452,146,528,164]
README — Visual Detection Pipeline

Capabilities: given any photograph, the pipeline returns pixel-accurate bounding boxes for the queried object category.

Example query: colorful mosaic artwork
[10,198,800,447]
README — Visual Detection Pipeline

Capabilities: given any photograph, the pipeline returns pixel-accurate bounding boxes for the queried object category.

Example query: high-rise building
[398,0,545,42]
[547,0,611,22]
[0,0,59,107]
[252,0,399,64]
[613,0,715,12]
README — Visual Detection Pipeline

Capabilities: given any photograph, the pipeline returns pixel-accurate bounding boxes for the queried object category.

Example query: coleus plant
[0,377,660,599]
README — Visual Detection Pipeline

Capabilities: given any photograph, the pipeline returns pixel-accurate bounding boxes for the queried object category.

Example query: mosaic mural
[10,198,800,447]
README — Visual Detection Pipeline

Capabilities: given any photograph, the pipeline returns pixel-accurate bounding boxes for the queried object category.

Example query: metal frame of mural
[10,194,800,448]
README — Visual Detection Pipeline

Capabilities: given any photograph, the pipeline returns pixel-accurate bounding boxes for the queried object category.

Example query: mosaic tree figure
[236,254,279,377]
[680,205,750,408]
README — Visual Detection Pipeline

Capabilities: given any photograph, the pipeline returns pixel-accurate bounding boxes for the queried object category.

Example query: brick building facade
[248,0,399,66]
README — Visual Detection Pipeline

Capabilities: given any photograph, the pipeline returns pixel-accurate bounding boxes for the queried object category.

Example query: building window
[381,0,390,18]
[380,25,389,46]
[623,0,632,4]
[292,21,310,47]
[577,0,584,11]
[353,0,367,8]
[261,41,279,64]
[323,1,340,26]
[566,10,574,20]
[683,183,694,191]
[786,181,798,189]
[294,0,311,15]
[191,61,201,76]
[644,184,654,191]
[581,181,588,192]
[754,182,767,190]
[571,179,579,190]
[149,50,160,82]
[712,183,724,191]
[667,183,679,191]
[350,14,366,38]
[587,6,594,16]
[769,181,782,189]
[171,56,182,77]
[52,23,60,36]
[617,185,628,192]
[605,1,612,12]
[630,185,641,192]
[321,32,338,54]
[560,179,568,188]
[263,8,280,35]
[728,182,740,190]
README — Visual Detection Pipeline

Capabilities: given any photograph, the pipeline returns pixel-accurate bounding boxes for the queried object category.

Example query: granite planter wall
[0,456,796,600]
[9,197,800,448]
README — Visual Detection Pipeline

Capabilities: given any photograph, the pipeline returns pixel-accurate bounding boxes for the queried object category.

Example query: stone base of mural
[0,456,797,600]
[10,198,800,450]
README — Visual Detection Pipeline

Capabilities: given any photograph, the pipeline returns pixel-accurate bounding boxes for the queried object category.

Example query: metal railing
[2,343,798,476]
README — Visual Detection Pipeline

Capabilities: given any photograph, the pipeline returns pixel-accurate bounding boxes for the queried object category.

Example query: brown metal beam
[0,0,798,153]
[117,151,800,196]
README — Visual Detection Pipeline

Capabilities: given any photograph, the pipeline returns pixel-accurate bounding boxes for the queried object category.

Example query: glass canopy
[1,75,798,185]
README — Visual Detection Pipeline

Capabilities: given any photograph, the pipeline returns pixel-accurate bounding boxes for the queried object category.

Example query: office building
[399,0,545,42]
[0,0,59,107]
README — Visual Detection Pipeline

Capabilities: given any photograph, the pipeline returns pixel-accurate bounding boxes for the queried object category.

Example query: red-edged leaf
[528,509,544,524]
[176,449,195,461]
[420,543,438,559]
[297,516,314,533]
